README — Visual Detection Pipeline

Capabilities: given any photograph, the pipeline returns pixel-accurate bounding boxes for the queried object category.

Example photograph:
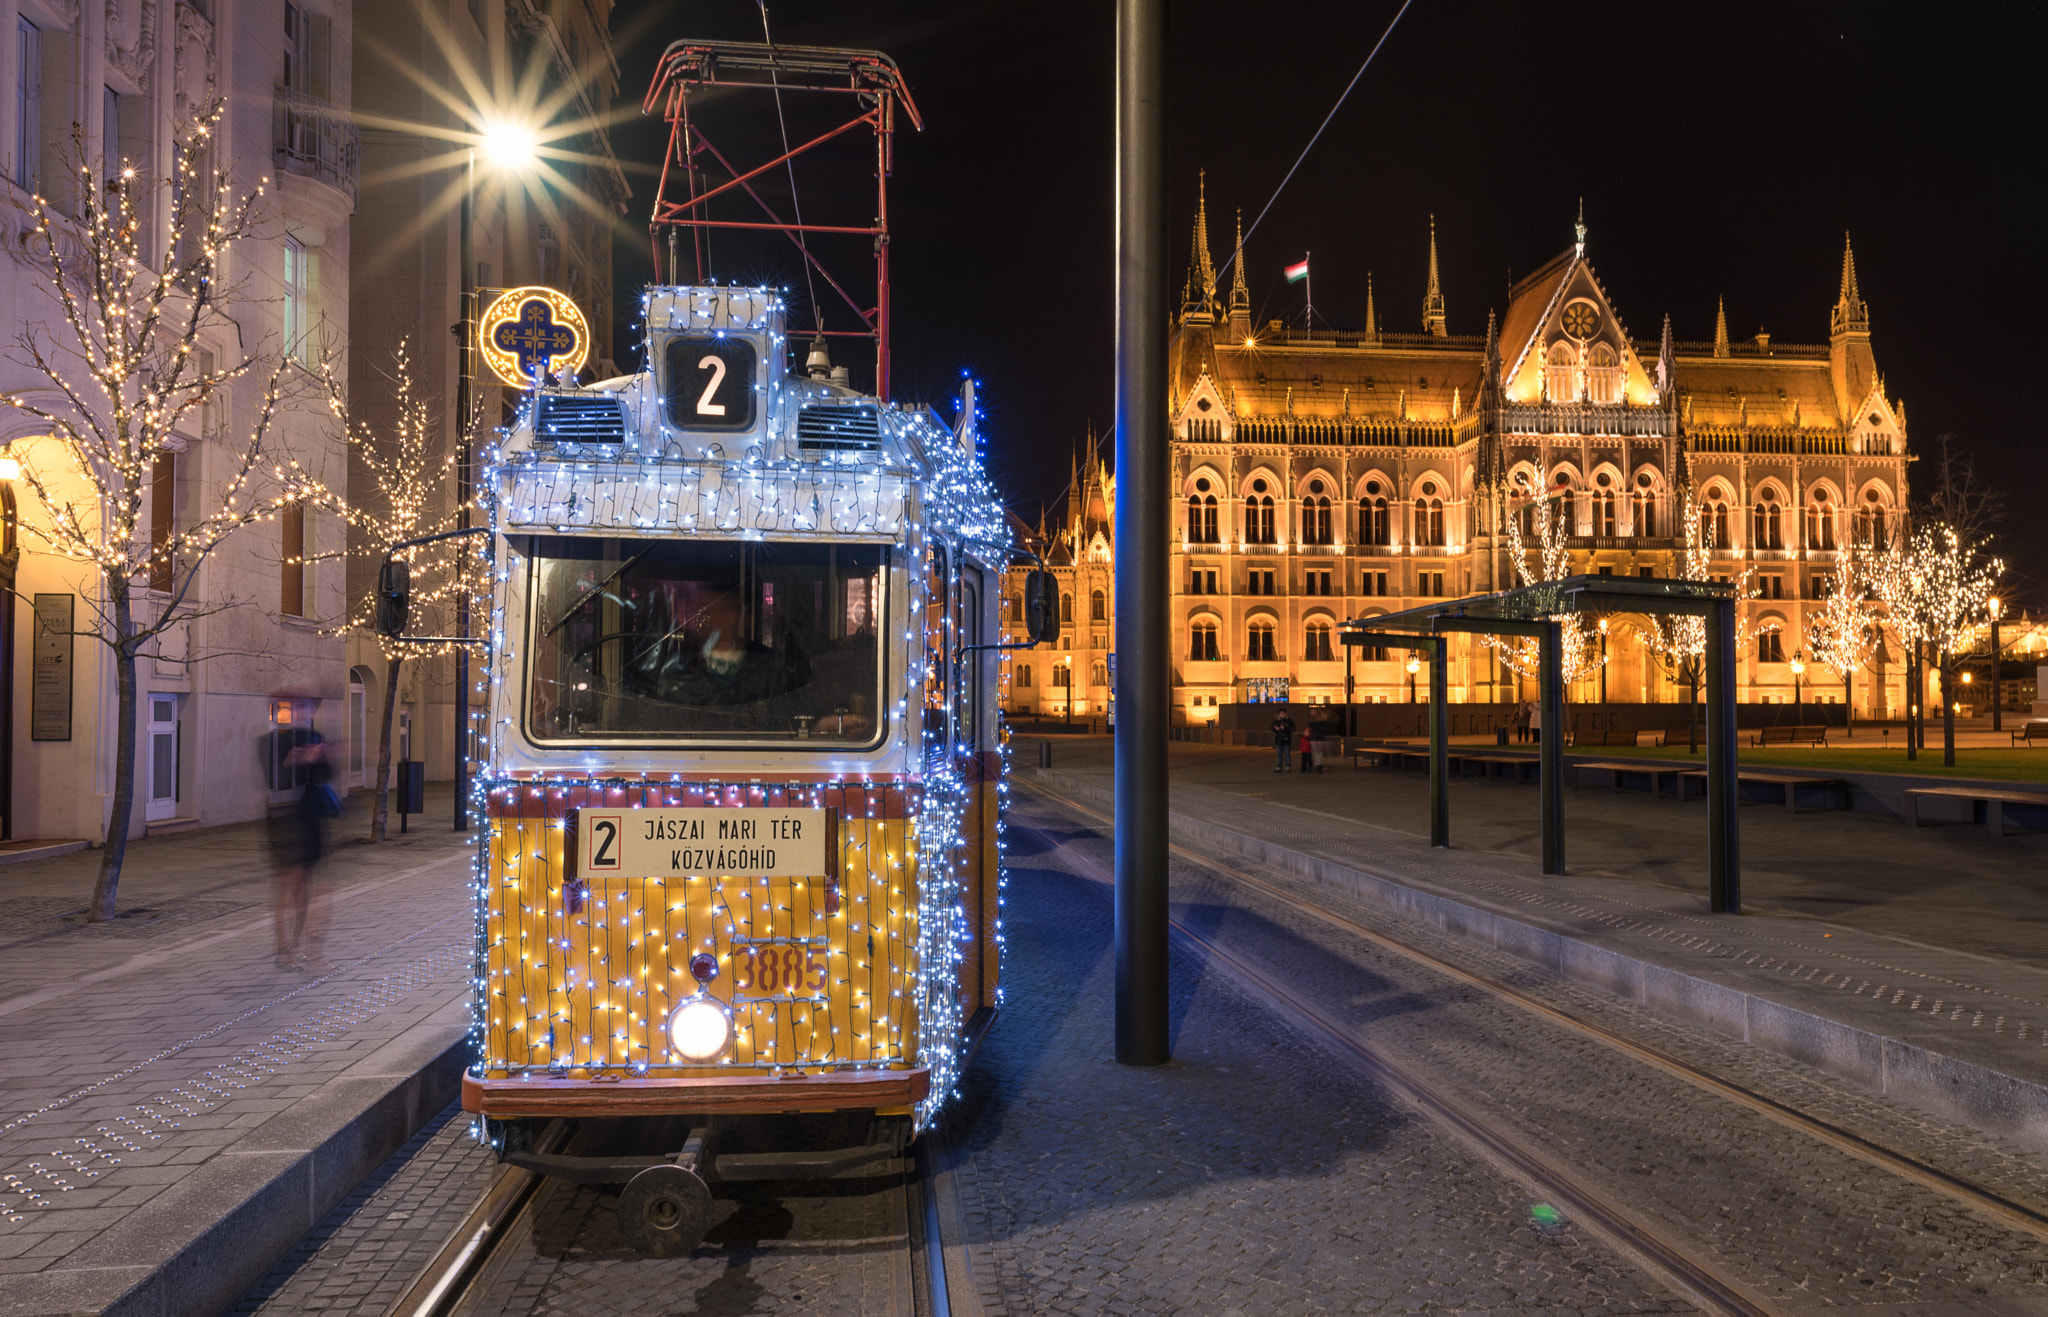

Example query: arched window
[1016,663,1032,688]
[1359,478,1389,545]
[1633,473,1658,538]
[1757,625,1786,664]
[1414,479,1445,547]
[1060,592,1073,623]
[1546,342,1579,403]
[1585,343,1620,404]
[1593,472,1617,537]
[1303,620,1333,662]
[1247,620,1277,662]
[1090,589,1106,622]
[1701,490,1730,549]
[1189,621,1219,661]
[1856,489,1890,548]
[1246,477,1276,543]
[1302,478,1332,545]
[1752,493,1783,550]
[1091,662,1107,687]
[1187,476,1219,543]
[1807,489,1837,550]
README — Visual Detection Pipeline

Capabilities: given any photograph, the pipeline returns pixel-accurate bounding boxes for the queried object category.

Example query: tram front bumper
[461,1067,930,1118]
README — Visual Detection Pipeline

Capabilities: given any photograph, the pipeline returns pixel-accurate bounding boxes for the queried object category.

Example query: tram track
[1017,781,2048,1316]
[384,1117,951,1317]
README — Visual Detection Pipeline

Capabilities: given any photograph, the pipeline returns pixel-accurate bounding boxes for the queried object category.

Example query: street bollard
[1038,740,1052,769]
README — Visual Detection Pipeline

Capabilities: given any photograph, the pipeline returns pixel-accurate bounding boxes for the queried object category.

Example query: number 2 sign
[663,335,756,431]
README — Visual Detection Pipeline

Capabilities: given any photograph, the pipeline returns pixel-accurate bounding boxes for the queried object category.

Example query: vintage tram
[386,281,1045,1254]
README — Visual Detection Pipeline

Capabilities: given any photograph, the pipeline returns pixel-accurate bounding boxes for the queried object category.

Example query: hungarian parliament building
[1003,187,1913,725]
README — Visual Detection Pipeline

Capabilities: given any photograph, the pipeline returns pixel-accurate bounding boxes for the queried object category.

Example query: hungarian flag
[1284,257,1310,284]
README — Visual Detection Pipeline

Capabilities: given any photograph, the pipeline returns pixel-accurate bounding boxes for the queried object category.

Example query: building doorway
[347,667,369,789]
[146,694,180,822]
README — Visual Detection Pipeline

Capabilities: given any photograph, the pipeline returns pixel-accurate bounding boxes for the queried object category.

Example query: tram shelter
[1341,575,1743,914]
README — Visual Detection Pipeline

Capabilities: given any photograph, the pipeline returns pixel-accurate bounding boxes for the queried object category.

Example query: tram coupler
[616,1123,718,1258]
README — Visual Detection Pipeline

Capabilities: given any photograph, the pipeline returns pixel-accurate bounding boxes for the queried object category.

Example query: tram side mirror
[375,558,410,638]
[1024,570,1058,646]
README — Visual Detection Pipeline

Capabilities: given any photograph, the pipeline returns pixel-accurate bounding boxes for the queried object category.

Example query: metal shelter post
[1112,0,1169,1066]
[1706,596,1740,912]
[1428,636,1448,847]
[1540,619,1563,874]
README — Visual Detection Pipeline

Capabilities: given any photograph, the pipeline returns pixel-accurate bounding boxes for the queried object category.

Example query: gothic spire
[1832,232,1868,336]
[1182,170,1217,321]
[1228,209,1250,335]
[1422,215,1446,336]
[1363,272,1379,341]
[1574,197,1586,256]
[1712,296,1730,358]
[1657,312,1675,399]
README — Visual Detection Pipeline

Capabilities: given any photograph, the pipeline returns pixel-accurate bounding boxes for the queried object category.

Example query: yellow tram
[404,284,1043,1253]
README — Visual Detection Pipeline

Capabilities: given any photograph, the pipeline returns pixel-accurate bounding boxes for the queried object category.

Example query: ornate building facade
[1001,437,1117,720]
[1158,190,1913,724]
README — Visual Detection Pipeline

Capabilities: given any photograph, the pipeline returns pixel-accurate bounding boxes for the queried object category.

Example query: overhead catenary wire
[1216,0,1417,288]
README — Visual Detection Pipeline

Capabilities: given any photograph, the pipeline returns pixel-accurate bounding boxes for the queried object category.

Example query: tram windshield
[525,537,885,745]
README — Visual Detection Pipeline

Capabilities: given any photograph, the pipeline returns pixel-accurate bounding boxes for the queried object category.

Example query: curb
[1037,773,2048,1158]
[7,1022,472,1317]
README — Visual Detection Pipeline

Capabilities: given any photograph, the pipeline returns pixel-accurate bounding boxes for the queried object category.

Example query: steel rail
[1017,816,1772,1316]
[1022,780,2048,1249]
[384,1119,569,1317]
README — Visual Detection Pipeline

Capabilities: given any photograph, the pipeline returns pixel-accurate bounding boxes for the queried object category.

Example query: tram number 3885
[733,947,828,993]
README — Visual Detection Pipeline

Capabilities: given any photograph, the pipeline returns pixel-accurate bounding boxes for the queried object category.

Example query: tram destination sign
[573,807,829,879]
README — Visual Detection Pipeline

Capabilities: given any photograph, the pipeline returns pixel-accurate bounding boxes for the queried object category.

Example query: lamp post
[1961,669,1973,720]
[452,121,537,831]
[1406,652,1420,704]
[1790,650,1805,721]
[1988,596,2003,732]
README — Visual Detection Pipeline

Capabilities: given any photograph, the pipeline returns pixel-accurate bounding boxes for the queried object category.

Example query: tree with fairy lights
[1634,482,1754,752]
[1870,525,2002,767]
[333,340,473,841]
[1,109,331,920]
[1802,550,1878,738]
[1486,479,1603,698]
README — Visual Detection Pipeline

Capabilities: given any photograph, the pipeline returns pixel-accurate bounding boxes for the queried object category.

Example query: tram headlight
[668,996,734,1062]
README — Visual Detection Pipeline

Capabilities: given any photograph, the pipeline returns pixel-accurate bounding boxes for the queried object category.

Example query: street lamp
[1962,668,1974,719]
[1598,617,1609,705]
[1790,650,1805,721]
[1988,596,2003,732]
[1406,652,1421,704]
[452,115,538,831]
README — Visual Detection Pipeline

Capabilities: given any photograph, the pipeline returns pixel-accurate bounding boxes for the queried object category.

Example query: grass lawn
[1588,741,2048,783]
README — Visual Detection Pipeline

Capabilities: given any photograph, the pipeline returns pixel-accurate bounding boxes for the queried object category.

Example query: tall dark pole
[1706,597,1740,913]
[1428,637,1447,848]
[1540,620,1564,874]
[454,151,474,831]
[1113,0,1168,1066]
[1990,607,2002,732]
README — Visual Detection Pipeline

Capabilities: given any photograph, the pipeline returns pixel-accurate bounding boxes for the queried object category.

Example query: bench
[2012,721,2048,748]
[1902,786,2048,837]
[1753,725,1830,748]
[1657,724,1701,747]
[1677,770,1847,813]
[1570,729,1648,748]
[1569,759,1683,795]
[1452,753,1541,782]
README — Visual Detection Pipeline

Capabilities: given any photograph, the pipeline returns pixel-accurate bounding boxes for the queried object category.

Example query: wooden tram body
[451,284,1014,1248]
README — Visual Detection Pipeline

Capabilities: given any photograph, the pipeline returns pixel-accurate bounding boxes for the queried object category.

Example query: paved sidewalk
[1023,736,2048,1154]
[0,788,477,1316]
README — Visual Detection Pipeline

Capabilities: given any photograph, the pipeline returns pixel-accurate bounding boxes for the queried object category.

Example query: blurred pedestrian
[1271,709,1296,773]
[1529,697,1544,745]
[272,731,340,971]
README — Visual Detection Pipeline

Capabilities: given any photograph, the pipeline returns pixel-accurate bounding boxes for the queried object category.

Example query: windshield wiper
[545,550,651,637]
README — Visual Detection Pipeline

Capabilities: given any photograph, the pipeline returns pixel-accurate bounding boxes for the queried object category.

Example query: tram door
[957,565,997,1018]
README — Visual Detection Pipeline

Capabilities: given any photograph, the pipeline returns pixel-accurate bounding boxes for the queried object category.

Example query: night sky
[604,2,2045,606]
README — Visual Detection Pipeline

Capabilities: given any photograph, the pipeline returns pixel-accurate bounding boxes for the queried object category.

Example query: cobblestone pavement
[0,792,476,1308]
[954,791,2048,1314]
[240,1113,921,1316]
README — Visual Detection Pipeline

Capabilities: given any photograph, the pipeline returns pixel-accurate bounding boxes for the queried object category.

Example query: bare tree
[0,108,330,920]
[333,340,471,840]
[1915,434,2005,548]
[1486,482,1603,694]
[1635,482,1754,752]
[1802,550,1877,738]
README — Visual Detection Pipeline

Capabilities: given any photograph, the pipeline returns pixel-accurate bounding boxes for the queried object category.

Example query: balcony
[273,87,359,208]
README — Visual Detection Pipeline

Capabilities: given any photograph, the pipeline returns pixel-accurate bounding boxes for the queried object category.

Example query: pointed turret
[1829,233,1877,423]
[1574,197,1586,257]
[1712,296,1730,358]
[1657,313,1675,401]
[1422,215,1446,336]
[1482,307,1502,406]
[1362,272,1379,342]
[1227,210,1251,340]
[1831,232,1868,335]
[1181,170,1217,324]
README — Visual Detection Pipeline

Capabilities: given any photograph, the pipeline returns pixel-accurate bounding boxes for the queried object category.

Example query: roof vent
[534,393,627,444]
[796,403,882,451]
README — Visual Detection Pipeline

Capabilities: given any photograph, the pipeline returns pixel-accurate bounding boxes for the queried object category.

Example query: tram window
[660,334,757,432]
[526,537,884,746]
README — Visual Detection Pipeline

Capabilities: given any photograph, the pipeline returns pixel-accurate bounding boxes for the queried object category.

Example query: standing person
[1271,709,1297,773]
[1297,723,1314,774]
[1517,700,1532,743]
[272,731,340,971]
[1309,720,1329,774]
[1528,697,1543,745]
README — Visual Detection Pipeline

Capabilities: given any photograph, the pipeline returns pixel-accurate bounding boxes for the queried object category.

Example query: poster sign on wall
[31,593,73,741]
